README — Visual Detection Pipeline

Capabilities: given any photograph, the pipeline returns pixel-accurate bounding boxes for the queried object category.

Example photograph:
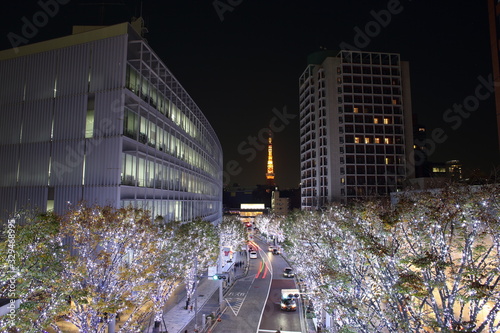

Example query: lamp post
[194,256,199,331]
[218,241,224,310]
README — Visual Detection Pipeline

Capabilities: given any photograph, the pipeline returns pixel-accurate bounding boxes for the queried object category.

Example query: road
[213,237,304,333]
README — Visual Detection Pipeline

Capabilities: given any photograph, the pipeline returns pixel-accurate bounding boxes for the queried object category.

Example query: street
[213,237,304,333]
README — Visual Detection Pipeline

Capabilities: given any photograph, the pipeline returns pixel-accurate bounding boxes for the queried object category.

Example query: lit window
[86,95,95,138]
[384,138,391,144]
[384,118,390,124]
[365,137,370,144]
[353,107,359,113]
[355,137,360,143]
[85,110,94,138]
[385,158,390,164]
[374,118,379,124]
[375,137,381,144]
[419,127,425,132]
[47,200,54,212]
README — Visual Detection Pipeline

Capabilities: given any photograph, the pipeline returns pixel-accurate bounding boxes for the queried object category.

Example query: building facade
[271,190,289,215]
[487,0,500,149]
[0,22,223,224]
[299,50,414,208]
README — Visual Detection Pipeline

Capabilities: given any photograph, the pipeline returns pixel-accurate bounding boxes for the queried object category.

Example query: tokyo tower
[266,133,276,187]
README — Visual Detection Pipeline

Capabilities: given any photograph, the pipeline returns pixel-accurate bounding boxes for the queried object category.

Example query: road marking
[259,329,302,333]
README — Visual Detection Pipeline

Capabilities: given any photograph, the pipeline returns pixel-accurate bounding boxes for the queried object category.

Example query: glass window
[85,110,94,138]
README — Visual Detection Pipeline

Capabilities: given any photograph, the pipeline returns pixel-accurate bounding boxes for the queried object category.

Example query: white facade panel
[0,104,22,144]
[84,136,121,186]
[53,95,87,140]
[16,186,46,212]
[94,90,124,137]
[18,142,50,186]
[0,57,25,104]
[22,100,53,143]
[83,186,119,207]
[50,140,85,186]
[53,186,83,213]
[24,51,57,101]
[0,187,16,218]
[89,36,127,92]
[56,44,90,97]
[0,145,19,186]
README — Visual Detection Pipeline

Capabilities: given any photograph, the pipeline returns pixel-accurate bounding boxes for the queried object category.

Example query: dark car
[272,248,280,255]
[283,267,294,278]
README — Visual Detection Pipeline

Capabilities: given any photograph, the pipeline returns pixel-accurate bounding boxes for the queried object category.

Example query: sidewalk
[144,250,248,333]
[142,276,220,333]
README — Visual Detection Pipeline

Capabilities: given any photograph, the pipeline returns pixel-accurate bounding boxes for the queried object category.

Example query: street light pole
[218,240,224,310]
[194,256,199,331]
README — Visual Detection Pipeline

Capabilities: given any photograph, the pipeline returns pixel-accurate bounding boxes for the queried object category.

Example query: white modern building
[0,21,223,224]
[299,50,414,209]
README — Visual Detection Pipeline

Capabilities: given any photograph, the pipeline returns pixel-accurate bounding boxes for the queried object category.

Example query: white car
[249,251,258,259]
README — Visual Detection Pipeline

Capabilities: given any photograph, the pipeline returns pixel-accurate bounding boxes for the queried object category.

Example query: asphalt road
[213,237,304,333]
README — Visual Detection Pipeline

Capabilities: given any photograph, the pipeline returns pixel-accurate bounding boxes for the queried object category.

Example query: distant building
[0,21,223,224]
[299,50,414,208]
[271,190,289,215]
[487,0,500,149]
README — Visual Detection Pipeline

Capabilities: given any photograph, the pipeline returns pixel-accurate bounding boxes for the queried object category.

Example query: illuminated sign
[240,203,265,209]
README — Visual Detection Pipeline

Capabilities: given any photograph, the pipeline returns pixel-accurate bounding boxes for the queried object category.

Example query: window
[384,118,390,124]
[85,95,95,138]
[85,110,94,138]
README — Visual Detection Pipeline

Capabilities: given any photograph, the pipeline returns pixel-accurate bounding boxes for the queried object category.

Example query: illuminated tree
[0,204,161,333]
[166,219,218,312]
[0,211,69,333]
[255,214,285,243]
[218,215,247,252]
[285,185,500,333]
[57,204,159,333]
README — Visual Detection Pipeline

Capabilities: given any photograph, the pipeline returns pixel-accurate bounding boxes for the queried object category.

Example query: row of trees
[0,204,246,333]
[257,184,500,333]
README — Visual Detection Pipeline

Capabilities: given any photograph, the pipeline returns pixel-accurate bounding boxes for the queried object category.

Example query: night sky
[1,0,499,189]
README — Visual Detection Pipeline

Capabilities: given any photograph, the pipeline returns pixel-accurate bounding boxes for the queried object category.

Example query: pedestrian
[189,305,193,313]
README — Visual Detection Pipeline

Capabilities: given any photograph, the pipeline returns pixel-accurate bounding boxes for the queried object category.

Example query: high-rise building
[299,50,414,209]
[487,0,500,149]
[0,21,223,224]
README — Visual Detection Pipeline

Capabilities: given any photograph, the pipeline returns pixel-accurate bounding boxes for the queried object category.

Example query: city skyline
[1,0,498,189]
